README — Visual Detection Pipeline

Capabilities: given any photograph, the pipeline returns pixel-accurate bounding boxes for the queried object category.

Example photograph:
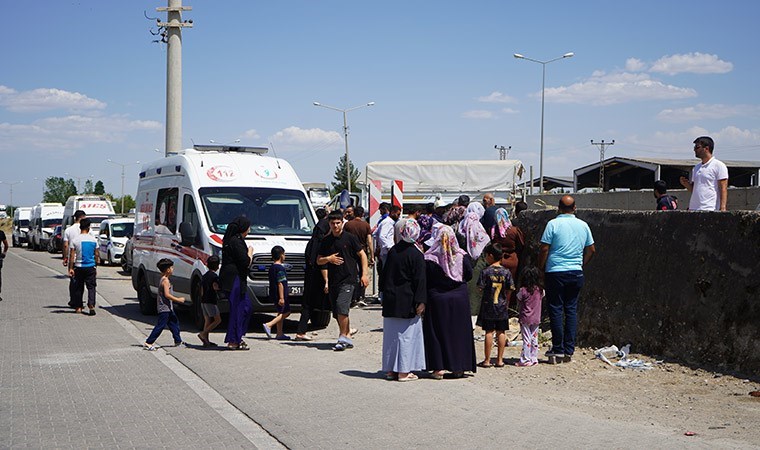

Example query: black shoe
[88,309,96,316]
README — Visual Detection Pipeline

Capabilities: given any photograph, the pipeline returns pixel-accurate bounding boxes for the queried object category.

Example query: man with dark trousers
[538,196,595,364]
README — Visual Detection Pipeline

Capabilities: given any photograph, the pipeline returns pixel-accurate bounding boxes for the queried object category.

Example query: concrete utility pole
[591,139,615,191]
[494,145,511,160]
[157,0,193,156]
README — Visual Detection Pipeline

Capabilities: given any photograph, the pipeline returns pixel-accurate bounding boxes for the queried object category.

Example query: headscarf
[424,225,466,282]
[465,202,485,219]
[492,207,512,239]
[442,205,465,225]
[416,214,437,246]
[223,216,251,244]
[394,218,420,244]
[458,210,489,260]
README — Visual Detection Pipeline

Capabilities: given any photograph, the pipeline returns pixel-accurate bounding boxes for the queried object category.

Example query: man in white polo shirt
[679,136,729,211]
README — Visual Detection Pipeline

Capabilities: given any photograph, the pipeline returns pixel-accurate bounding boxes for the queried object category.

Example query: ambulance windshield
[200,187,315,236]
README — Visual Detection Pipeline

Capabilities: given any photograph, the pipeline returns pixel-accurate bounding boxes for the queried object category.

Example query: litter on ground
[594,344,654,370]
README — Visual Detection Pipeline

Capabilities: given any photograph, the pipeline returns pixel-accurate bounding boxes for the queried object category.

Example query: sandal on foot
[515,361,535,367]
[477,361,492,368]
[294,335,312,341]
[397,373,419,382]
[385,372,398,381]
[431,371,445,380]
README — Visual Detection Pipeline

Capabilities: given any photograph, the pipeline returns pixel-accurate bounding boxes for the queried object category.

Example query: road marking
[16,252,286,450]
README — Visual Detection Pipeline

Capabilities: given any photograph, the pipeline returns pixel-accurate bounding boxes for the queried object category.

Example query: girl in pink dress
[516,266,544,366]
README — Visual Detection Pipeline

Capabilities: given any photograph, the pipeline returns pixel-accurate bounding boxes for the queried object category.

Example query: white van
[97,218,135,265]
[131,144,326,329]
[12,207,32,247]
[62,195,116,237]
[28,203,64,251]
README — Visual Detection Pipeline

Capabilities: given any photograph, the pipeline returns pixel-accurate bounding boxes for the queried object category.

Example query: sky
[2,1,759,206]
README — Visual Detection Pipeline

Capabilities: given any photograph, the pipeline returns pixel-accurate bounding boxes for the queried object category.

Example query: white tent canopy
[365,160,525,195]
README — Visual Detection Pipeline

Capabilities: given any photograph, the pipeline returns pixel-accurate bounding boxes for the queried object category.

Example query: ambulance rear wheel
[138,273,157,315]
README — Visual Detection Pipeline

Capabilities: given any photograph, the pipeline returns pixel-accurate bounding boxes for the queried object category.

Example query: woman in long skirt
[382,219,427,382]
[219,216,253,350]
[423,225,477,379]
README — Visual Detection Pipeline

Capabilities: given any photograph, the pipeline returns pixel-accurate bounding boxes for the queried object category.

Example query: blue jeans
[146,311,182,345]
[545,271,584,356]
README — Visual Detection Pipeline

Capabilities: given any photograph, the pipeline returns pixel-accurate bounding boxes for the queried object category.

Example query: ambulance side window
[182,194,202,246]
[155,188,178,234]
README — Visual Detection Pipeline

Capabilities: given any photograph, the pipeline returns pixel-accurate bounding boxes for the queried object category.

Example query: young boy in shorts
[263,246,292,340]
[198,255,222,347]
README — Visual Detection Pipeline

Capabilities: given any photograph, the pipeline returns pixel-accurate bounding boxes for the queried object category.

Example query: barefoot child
[198,255,222,347]
[476,243,514,368]
[515,266,544,367]
[144,258,186,350]
[263,246,291,340]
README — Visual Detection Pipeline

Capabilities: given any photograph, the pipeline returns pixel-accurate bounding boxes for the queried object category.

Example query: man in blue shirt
[538,196,595,364]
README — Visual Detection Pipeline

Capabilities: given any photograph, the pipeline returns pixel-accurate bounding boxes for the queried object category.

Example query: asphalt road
[1,246,747,449]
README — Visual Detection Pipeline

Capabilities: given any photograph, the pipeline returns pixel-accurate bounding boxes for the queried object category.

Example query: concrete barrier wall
[527,186,760,211]
[517,209,760,374]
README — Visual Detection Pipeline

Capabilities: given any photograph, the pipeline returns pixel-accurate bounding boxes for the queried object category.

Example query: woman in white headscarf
[381,218,427,382]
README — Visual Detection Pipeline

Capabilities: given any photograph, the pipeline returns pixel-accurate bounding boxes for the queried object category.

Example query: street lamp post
[108,159,140,214]
[514,52,574,192]
[0,181,23,213]
[313,101,375,195]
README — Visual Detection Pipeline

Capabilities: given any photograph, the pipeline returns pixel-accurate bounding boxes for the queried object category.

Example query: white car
[97,218,134,265]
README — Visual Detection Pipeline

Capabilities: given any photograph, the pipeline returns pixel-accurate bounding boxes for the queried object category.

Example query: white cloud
[657,104,760,122]
[544,71,697,106]
[624,125,760,160]
[501,108,519,114]
[0,114,161,152]
[0,85,106,112]
[242,128,260,139]
[269,126,342,147]
[625,58,646,72]
[476,91,516,104]
[650,52,733,75]
[461,110,495,119]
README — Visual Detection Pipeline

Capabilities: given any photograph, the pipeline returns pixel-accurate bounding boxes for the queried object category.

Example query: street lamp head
[563,52,575,58]
[367,102,375,106]
[513,53,524,59]
[313,101,321,106]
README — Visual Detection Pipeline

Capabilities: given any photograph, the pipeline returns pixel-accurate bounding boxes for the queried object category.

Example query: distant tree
[43,177,77,204]
[94,180,105,195]
[83,179,94,194]
[110,194,136,214]
[330,154,360,196]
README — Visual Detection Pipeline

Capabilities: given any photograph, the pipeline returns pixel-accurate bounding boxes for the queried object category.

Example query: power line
[591,139,615,190]
[494,145,511,160]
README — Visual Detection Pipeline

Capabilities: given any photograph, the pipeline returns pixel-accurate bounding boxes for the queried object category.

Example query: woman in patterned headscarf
[381,218,427,382]
[422,225,477,379]
[490,207,525,282]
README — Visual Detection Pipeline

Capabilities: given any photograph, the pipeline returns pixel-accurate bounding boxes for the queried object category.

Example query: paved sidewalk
[0,250,271,449]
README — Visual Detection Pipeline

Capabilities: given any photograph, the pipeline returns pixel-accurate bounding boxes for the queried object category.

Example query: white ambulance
[62,195,117,237]
[12,206,32,247]
[28,203,64,251]
[131,145,325,329]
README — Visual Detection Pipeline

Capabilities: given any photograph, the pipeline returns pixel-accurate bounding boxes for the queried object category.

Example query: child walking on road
[144,258,186,351]
[67,218,100,316]
[476,243,514,368]
[263,246,291,340]
[198,256,222,347]
[516,266,544,367]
